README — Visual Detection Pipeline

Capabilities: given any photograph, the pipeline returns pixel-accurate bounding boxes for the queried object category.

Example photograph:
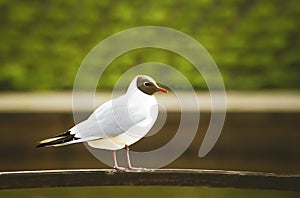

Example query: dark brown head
[137,75,168,95]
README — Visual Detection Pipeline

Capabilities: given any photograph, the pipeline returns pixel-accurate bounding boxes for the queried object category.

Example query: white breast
[87,88,159,150]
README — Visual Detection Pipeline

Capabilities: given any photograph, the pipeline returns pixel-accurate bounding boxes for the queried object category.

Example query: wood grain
[0,169,299,191]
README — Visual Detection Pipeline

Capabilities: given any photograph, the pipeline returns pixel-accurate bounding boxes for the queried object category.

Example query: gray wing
[70,95,146,140]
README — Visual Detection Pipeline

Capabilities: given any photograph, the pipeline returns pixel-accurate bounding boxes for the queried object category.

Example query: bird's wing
[70,95,146,139]
[87,102,159,150]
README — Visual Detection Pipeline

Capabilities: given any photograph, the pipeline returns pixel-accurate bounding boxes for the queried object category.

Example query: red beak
[156,87,168,93]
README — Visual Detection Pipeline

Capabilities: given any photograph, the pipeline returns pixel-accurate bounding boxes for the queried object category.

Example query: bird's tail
[36,131,80,148]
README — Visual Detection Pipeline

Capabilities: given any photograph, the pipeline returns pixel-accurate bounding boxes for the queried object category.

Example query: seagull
[36,75,168,170]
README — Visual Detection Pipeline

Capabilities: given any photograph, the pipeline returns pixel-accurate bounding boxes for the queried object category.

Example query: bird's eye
[144,82,151,86]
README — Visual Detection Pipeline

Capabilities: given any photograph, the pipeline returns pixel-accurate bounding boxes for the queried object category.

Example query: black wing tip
[35,142,46,148]
[35,131,78,148]
[35,140,52,148]
[54,131,71,138]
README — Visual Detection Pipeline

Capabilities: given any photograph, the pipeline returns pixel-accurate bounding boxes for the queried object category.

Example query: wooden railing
[0,169,299,191]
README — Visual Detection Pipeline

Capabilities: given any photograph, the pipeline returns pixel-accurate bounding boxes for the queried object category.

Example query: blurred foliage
[0,0,299,90]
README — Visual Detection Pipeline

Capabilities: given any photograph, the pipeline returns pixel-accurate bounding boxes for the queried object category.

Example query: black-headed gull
[36,75,168,170]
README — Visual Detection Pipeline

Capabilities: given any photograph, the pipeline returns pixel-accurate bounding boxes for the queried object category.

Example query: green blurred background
[1,0,300,197]
[0,0,299,91]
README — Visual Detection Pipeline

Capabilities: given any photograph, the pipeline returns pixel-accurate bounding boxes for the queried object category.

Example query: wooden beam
[0,169,299,191]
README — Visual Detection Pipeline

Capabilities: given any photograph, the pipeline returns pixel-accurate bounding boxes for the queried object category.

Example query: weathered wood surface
[0,169,299,191]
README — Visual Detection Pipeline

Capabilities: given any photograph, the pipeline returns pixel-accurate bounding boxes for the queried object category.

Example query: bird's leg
[125,145,133,168]
[125,145,145,171]
[112,150,125,170]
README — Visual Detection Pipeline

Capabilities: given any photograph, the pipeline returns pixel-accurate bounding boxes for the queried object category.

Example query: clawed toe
[126,166,147,171]
[113,166,126,171]
[113,166,147,172]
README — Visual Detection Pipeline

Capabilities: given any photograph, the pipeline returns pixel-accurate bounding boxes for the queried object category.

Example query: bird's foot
[113,166,147,172]
[126,166,148,172]
[113,166,126,171]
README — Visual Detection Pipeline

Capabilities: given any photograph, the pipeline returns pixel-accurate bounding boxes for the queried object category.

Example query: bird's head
[136,75,168,95]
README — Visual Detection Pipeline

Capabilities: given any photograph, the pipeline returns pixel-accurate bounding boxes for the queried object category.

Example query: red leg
[112,150,125,170]
[125,145,145,171]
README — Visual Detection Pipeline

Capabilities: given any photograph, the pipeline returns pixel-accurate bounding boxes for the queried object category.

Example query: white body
[69,77,159,150]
